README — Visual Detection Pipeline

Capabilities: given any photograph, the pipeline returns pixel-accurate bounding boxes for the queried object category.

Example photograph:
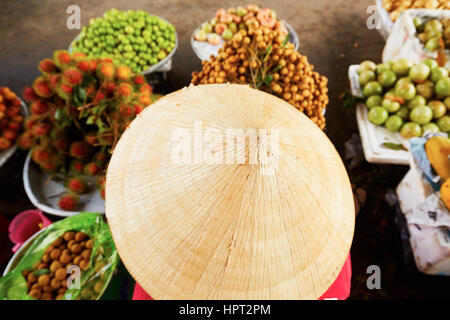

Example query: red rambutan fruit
[53,50,71,69]
[53,138,69,151]
[114,83,133,101]
[116,65,132,81]
[22,87,38,103]
[56,83,73,101]
[17,132,35,149]
[84,162,101,176]
[3,130,18,141]
[139,83,152,94]
[93,151,108,165]
[138,93,152,106]
[58,193,79,211]
[38,58,58,74]
[30,100,48,115]
[8,122,22,132]
[69,159,85,174]
[103,82,116,95]
[48,74,61,90]
[72,52,87,60]
[119,105,135,118]
[96,62,115,80]
[66,177,87,194]
[134,75,146,85]
[31,147,51,164]
[69,141,90,160]
[0,137,12,150]
[76,60,91,73]
[32,76,53,98]
[32,123,51,137]
[63,68,83,86]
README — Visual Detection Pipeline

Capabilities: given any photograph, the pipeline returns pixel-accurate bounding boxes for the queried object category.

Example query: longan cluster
[382,0,450,22]
[0,87,23,149]
[22,230,94,300]
[191,25,328,129]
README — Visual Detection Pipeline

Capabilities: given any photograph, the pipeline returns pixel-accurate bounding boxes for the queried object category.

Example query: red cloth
[132,254,352,300]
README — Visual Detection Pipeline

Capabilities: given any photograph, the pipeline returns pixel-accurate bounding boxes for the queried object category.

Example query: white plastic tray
[348,65,409,165]
[0,98,29,168]
[23,152,105,217]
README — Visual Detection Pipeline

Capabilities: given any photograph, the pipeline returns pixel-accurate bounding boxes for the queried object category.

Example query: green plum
[422,122,440,134]
[410,105,433,125]
[392,58,414,76]
[445,97,450,108]
[416,81,434,99]
[395,82,416,100]
[407,95,426,109]
[363,81,383,97]
[401,122,422,139]
[376,62,391,74]
[425,19,443,38]
[437,116,450,132]
[385,115,404,132]
[378,70,397,87]
[359,60,377,73]
[409,63,430,81]
[396,107,410,120]
[428,100,447,119]
[430,67,449,82]
[366,95,382,109]
[435,78,450,96]
[359,70,376,86]
[422,58,439,70]
[382,99,401,113]
[425,37,440,51]
[368,106,388,125]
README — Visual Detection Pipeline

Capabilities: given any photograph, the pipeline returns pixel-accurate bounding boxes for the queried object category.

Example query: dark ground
[0,0,449,299]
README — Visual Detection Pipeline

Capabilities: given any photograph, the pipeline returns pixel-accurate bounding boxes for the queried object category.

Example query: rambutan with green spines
[53,137,69,151]
[134,104,144,115]
[119,104,135,118]
[56,82,73,100]
[134,75,146,85]
[66,176,87,194]
[17,132,36,149]
[31,146,51,164]
[84,162,101,176]
[62,68,83,86]
[71,52,87,61]
[69,159,85,174]
[76,59,92,73]
[69,141,90,160]
[38,59,58,74]
[30,100,48,115]
[96,61,115,80]
[33,76,53,98]
[116,65,132,81]
[58,193,79,211]
[93,151,109,165]
[114,82,134,102]
[53,50,71,69]
[32,122,52,137]
[48,74,61,90]
[137,93,152,106]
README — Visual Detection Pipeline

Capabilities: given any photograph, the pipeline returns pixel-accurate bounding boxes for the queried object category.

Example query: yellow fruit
[440,178,450,210]
[425,136,450,180]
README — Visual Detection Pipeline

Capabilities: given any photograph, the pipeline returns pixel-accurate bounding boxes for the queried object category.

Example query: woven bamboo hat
[106,84,354,299]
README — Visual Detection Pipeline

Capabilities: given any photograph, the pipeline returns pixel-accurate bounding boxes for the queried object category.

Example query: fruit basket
[23,152,105,217]
[349,64,410,164]
[0,97,28,169]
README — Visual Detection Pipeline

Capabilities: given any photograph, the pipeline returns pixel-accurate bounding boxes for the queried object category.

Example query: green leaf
[340,91,364,110]
[263,74,273,86]
[54,109,61,120]
[281,34,290,48]
[77,87,86,101]
[32,269,50,277]
[86,115,96,125]
[82,75,97,87]
[382,142,407,151]
[263,44,272,62]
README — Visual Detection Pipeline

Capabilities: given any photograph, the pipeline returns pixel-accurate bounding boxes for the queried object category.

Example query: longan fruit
[70,244,82,254]
[44,245,54,254]
[49,248,61,260]
[93,281,103,294]
[50,261,62,273]
[50,278,61,289]
[27,273,37,283]
[38,274,50,286]
[58,287,67,294]
[37,263,48,270]
[75,232,88,242]
[63,231,75,242]
[29,289,41,299]
[30,283,41,291]
[59,254,72,265]
[81,249,91,260]
[67,240,77,249]
[62,249,71,256]
[52,237,63,247]
[79,260,90,270]
[41,292,52,299]
[42,285,53,293]
[55,267,66,280]
[42,253,51,263]
[85,240,94,249]
[73,256,82,265]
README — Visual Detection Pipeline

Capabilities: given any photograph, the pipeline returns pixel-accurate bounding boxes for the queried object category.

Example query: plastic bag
[382,9,450,69]
[0,212,118,300]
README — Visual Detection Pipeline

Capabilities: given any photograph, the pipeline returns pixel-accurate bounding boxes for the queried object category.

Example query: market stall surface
[0,0,448,299]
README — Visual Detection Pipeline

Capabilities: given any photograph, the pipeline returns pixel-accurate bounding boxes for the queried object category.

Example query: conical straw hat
[106,84,354,300]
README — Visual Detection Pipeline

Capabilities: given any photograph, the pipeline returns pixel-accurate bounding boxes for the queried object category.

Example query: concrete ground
[0,0,448,299]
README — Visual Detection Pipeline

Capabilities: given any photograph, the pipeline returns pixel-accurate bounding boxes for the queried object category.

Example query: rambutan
[72,52,87,61]
[76,60,92,73]
[139,83,152,94]
[84,162,101,176]
[119,105,135,118]
[3,130,18,141]
[66,177,87,194]
[31,147,51,164]
[38,59,58,74]
[103,82,116,95]
[48,74,61,90]
[93,90,106,102]
[56,83,73,101]
[22,87,38,103]
[114,83,133,101]
[69,141,90,160]
[53,138,69,151]
[69,159,85,174]
[32,76,53,98]
[0,137,12,150]
[40,160,58,173]
[32,123,51,137]
[90,59,98,72]
[93,151,108,165]
[134,75,146,85]
[17,132,35,149]
[58,193,79,211]
[8,122,22,132]
[63,68,83,86]
[96,62,115,80]
[53,50,71,69]
[116,65,132,81]
[138,93,152,106]
[30,100,48,115]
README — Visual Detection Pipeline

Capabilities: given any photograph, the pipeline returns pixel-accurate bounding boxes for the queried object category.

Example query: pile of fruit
[0,87,24,150]
[71,9,176,74]
[18,50,155,210]
[192,23,328,129]
[382,0,450,22]
[414,17,450,51]
[358,58,450,138]
[22,230,100,300]
[193,4,288,46]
